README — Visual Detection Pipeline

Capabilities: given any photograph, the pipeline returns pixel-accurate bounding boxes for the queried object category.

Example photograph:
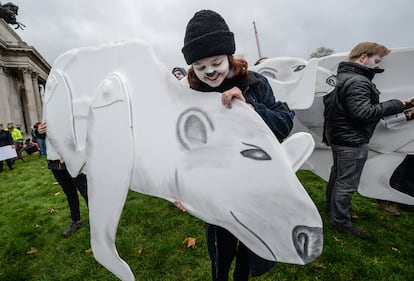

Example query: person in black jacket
[0,123,14,172]
[37,123,88,237]
[324,42,409,239]
[175,10,293,281]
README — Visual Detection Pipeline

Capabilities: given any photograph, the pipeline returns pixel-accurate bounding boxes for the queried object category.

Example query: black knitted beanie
[182,10,235,65]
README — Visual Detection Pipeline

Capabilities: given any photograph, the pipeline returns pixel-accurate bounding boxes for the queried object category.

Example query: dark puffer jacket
[0,129,13,147]
[325,61,404,146]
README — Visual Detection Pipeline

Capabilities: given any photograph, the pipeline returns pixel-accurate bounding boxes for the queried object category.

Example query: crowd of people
[1,9,413,281]
[0,122,46,167]
[1,121,87,237]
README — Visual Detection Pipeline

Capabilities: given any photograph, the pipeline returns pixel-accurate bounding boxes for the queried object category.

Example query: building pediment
[0,19,50,80]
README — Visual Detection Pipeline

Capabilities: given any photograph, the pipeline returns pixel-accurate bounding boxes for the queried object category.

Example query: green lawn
[0,154,413,280]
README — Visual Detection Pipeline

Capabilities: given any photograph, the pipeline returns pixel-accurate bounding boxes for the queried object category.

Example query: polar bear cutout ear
[92,73,126,108]
[177,108,214,150]
[281,132,315,172]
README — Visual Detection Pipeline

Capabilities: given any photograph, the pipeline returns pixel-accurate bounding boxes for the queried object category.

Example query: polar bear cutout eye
[293,65,306,72]
[240,142,271,160]
[177,108,214,150]
[326,74,337,87]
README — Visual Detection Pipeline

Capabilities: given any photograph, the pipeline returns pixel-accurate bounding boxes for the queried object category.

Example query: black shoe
[63,220,83,237]
[331,224,371,239]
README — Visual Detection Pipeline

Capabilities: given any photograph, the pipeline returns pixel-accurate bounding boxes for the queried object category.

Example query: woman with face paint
[178,9,293,281]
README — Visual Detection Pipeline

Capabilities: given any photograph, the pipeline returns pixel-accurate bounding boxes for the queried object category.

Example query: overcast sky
[11,0,414,70]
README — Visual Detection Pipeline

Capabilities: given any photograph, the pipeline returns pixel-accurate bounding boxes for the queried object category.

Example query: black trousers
[206,224,250,281]
[51,169,88,221]
[0,159,13,171]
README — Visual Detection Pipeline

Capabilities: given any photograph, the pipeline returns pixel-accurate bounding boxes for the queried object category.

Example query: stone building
[0,19,50,134]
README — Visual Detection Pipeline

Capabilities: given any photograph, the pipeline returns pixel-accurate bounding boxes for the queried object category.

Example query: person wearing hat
[7,122,23,160]
[7,122,23,143]
[172,67,187,80]
[177,9,293,281]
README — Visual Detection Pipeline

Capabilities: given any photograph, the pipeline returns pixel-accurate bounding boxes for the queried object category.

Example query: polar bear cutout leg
[87,74,135,281]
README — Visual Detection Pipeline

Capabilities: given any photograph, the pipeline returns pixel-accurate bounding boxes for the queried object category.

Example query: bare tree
[309,47,335,59]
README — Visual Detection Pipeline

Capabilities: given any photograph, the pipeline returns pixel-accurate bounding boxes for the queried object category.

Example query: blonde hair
[348,42,391,61]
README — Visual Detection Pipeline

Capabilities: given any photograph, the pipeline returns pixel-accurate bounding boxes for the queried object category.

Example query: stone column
[22,68,39,127]
[0,66,12,123]
[32,73,43,121]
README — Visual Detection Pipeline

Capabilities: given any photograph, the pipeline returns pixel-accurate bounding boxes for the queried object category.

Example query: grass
[0,154,413,280]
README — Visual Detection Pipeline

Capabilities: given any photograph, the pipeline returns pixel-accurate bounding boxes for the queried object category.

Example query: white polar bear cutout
[250,56,318,110]
[43,40,323,281]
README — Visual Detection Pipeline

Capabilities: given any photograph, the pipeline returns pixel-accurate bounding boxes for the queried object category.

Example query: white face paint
[193,55,229,88]
[363,54,383,69]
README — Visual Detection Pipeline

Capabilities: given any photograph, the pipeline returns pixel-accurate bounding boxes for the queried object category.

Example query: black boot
[6,159,13,170]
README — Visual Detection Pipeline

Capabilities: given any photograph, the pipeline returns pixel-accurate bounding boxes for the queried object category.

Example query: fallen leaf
[183,237,197,248]
[48,208,59,214]
[27,247,38,255]
[33,224,41,229]
[391,247,400,252]
[85,248,93,254]
[314,263,326,269]
[333,235,341,242]
[54,192,61,196]
[138,248,144,255]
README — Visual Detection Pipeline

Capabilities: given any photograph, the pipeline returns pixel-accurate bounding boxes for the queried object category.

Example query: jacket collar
[338,61,384,80]
[191,71,258,93]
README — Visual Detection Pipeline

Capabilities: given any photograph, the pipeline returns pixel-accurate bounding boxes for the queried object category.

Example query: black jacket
[0,129,13,147]
[192,71,293,142]
[325,62,404,146]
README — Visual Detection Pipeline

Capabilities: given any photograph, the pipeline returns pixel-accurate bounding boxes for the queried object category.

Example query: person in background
[31,123,38,143]
[7,122,23,160]
[172,67,187,80]
[0,123,14,172]
[7,122,23,143]
[38,123,88,237]
[176,10,293,281]
[324,42,410,239]
[32,122,47,156]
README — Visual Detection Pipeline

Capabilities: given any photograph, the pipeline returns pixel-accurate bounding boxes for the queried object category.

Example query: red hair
[187,55,248,88]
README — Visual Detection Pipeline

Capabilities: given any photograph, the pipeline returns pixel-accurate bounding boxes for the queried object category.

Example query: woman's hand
[221,87,246,108]
[174,201,187,212]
